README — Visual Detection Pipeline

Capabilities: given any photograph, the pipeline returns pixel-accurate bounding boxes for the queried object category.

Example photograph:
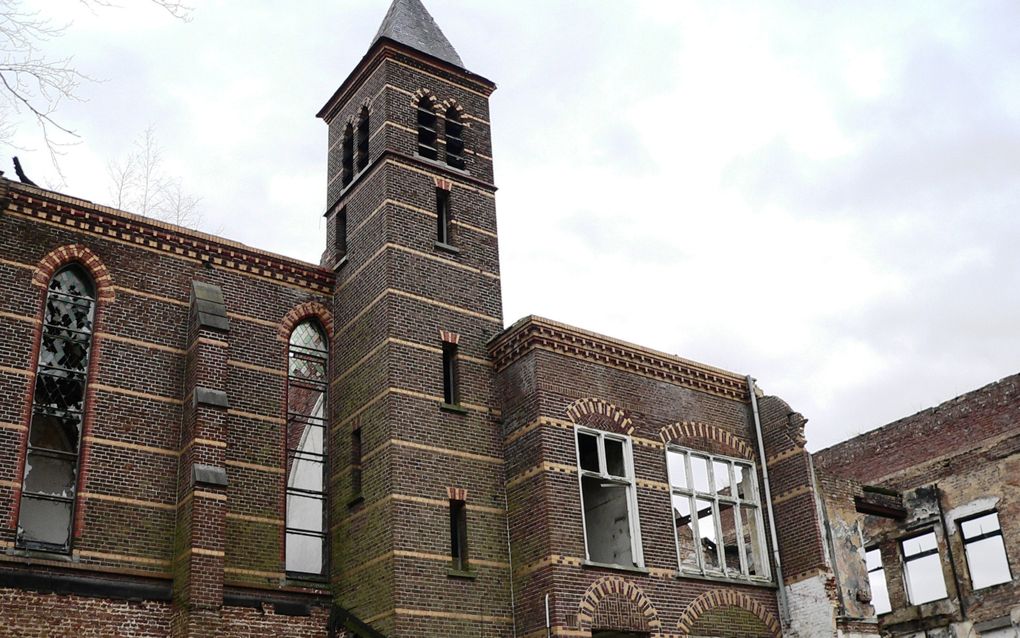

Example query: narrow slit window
[450,499,468,571]
[901,531,948,605]
[286,320,329,575]
[417,97,438,160]
[350,427,362,498]
[666,447,769,581]
[575,428,643,568]
[18,265,96,552]
[866,547,892,615]
[436,188,451,245]
[960,512,1011,590]
[335,206,347,259]
[442,342,458,405]
[341,124,354,188]
[444,107,465,169]
[356,106,370,172]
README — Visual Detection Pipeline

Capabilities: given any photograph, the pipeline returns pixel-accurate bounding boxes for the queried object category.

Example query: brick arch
[676,589,781,637]
[278,302,334,342]
[441,98,465,115]
[412,88,440,111]
[566,398,634,435]
[576,576,661,633]
[659,421,754,460]
[32,244,115,302]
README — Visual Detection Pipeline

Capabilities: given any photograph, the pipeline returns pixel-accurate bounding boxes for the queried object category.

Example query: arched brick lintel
[676,589,781,637]
[659,421,755,461]
[32,244,115,302]
[278,301,334,342]
[566,398,634,435]
[576,575,661,632]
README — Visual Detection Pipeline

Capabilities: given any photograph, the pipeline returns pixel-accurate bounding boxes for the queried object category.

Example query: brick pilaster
[172,281,231,637]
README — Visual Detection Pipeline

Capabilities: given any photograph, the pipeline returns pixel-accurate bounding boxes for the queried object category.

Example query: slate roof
[373,0,464,68]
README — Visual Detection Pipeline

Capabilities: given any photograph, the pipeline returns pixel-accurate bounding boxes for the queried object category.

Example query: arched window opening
[417,96,438,160]
[341,123,354,188]
[445,106,465,169]
[286,320,328,575]
[356,107,370,173]
[18,265,96,551]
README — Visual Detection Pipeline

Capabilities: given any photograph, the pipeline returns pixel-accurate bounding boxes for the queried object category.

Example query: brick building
[815,374,1020,637]
[0,1,1010,637]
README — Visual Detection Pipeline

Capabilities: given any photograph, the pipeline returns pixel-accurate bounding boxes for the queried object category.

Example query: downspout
[545,593,551,638]
[504,470,518,637]
[747,376,790,632]
[935,483,967,622]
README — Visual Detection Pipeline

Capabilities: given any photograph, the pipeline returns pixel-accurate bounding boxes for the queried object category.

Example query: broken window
[441,341,458,405]
[444,107,465,169]
[960,512,1011,590]
[18,265,96,551]
[575,428,643,568]
[901,531,948,605]
[417,96,438,160]
[666,448,769,581]
[286,320,329,575]
[450,499,468,571]
[341,123,354,188]
[356,107,370,172]
[866,547,892,615]
[436,188,452,246]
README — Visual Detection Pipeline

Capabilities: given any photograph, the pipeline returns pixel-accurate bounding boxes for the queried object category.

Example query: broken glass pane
[33,370,86,413]
[713,460,732,497]
[581,475,634,566]
[287,453,323,494]
[718,501,740,573]
[690,455,710,494]
[29,411,80,453]
[741,505,764,577]
[673,494,698,569]
[18,497,72,547]
[604,438,626,477]
[40,330,92,371]
[667,450,687,490]
[735,463,753,500]
[577,432,599,473]
[23,453,76,498]
[695,497,720,571]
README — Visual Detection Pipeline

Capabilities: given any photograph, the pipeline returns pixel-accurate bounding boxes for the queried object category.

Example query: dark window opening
[335,206,348,259]
[350,427,362,498]
[341,124,354,188]
[442,342,458,405]
[286,320,329,575]
[450,499,468,571]
[417,98,438,160]
[19,265,96,552]
[356,107,370,172]
[445,107,465,169]
[436,188,452,245]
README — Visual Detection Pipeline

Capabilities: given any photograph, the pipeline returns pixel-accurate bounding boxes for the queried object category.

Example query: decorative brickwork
[438,330,460,345]
[565,397,634,435]
[676,589,781,637]
[433,176,453,191]
[446,487,468,501]
[658,421,755,460]
[277,302,335,342]
[32,244,116,302]
[576,576,661,632]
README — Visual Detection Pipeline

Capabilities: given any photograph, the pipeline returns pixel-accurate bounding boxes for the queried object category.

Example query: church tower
[317,1,509,635]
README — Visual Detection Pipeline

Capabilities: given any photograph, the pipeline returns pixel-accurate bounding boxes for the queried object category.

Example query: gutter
[747,375,790,632]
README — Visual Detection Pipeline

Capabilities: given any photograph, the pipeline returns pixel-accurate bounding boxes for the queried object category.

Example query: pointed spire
[373,0,464,68]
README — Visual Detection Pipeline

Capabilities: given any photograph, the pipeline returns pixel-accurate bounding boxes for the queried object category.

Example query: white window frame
[574,426,644,569]
[665,446,771,582]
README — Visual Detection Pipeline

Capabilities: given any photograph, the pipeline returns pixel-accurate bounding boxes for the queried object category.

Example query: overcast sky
[9,0,1020,450]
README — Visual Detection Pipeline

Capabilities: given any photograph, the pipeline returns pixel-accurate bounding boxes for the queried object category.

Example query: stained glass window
[18,265,96,551]
[286,320,328,575]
